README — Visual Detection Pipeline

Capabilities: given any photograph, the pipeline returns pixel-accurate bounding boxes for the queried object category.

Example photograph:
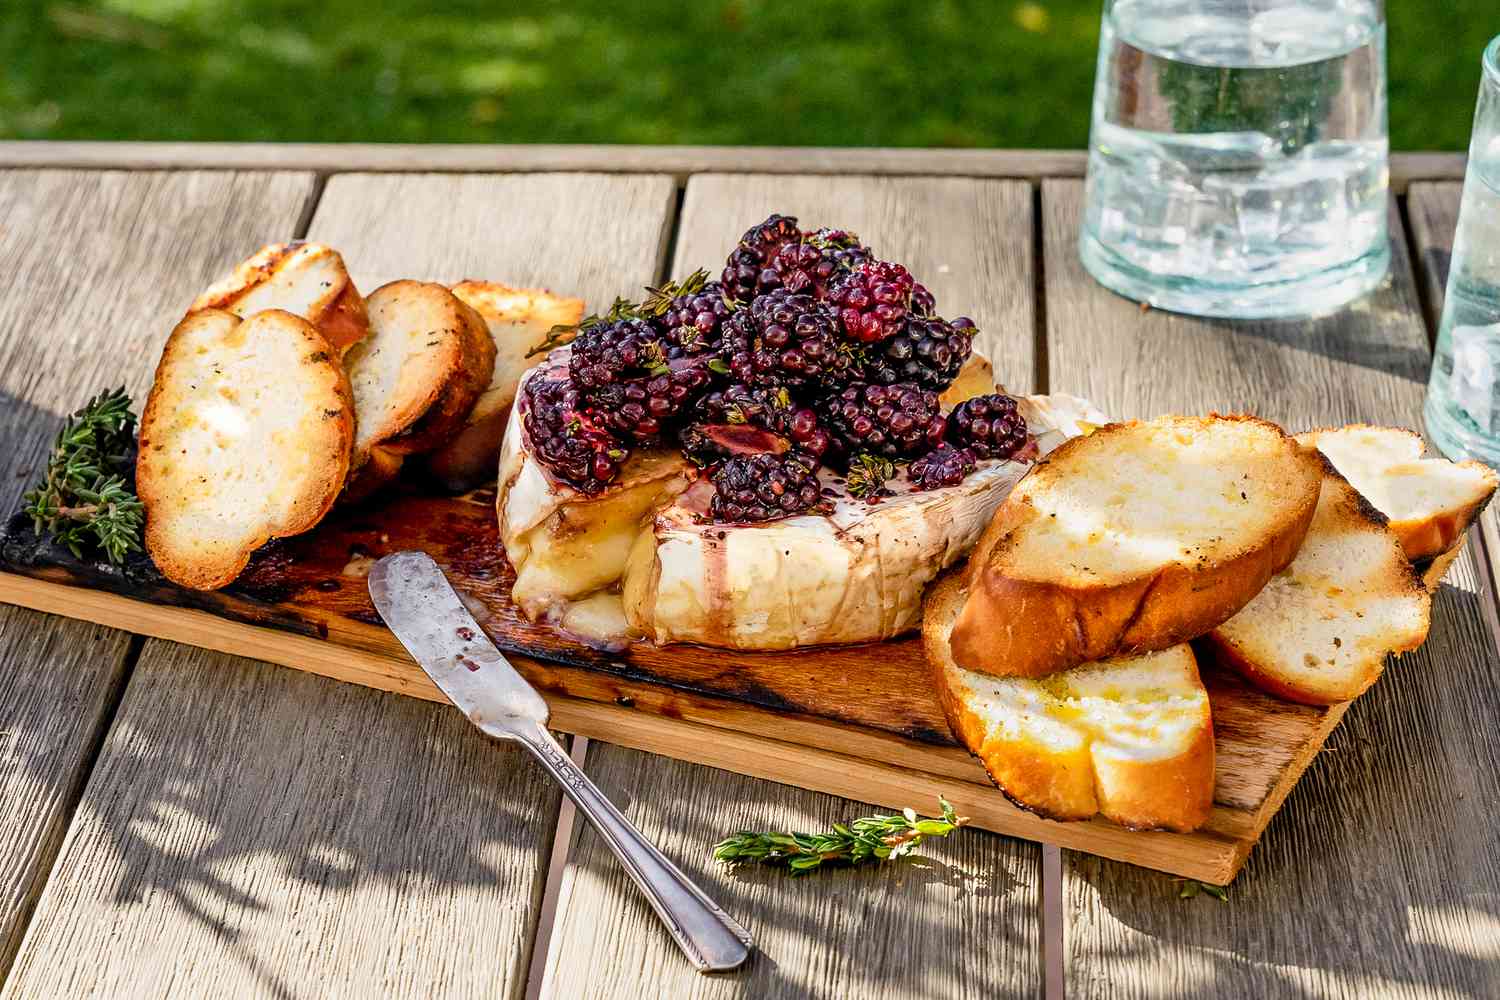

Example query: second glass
[1080,0,1390,319]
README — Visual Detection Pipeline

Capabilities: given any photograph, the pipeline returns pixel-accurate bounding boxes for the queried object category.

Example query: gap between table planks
[1048,179,1500,999]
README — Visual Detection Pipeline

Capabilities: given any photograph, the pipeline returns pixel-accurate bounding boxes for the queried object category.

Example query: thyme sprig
[845,453,896,499]
[713,797,968,873]
[22,387,143,564]
[525,268,728,358]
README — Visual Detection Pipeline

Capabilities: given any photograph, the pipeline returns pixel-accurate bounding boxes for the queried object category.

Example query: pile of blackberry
[521,214,1032,520]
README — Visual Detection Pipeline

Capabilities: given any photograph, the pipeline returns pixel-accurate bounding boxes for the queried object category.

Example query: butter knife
[367,550,754,973]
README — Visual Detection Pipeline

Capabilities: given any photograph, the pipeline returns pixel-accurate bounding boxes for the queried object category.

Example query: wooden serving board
[0,484,1343,885]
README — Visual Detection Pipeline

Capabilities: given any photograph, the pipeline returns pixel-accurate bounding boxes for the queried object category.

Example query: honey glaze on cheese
[496,360,1107,650]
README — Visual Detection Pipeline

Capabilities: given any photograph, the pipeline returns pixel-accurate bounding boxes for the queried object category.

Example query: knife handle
[519,726,754,973]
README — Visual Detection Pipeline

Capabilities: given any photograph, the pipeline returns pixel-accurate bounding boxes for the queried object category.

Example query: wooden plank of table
[669,173,1037,393]
[1405,181,1465,341]
[0,609,132,976]
[2,640,563,999]
[540,172,1043,996]
[0,168,316,979]
[1407,181,1500,652]
[540,745,1041,999]
[304,172,678,299]
[0,143,1468,192]
[1045,179,1500,997]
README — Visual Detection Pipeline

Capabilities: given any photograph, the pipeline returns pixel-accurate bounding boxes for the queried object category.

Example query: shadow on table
[1065,579,1500,999]
[551,748,1037,999]
[10,642,563,999]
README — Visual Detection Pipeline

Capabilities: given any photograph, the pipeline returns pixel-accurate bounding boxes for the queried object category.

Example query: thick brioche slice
[951,414,1323,678]
[137,309,354,590]
[923,574,1214,832]
[1296,425,1497,560]
[342,280,495,494]
[428,282,585,489]
[190,243,369,355]
[1204,468,1431,706]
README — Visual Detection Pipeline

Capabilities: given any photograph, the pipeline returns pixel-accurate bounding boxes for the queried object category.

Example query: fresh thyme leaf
[22,387,143,565]
[1176,879,1228,901]
[713,797,968,874]
[845,453,896,499]
[525,323,581,358]
[525,294,651,357]
[640,268,710,316]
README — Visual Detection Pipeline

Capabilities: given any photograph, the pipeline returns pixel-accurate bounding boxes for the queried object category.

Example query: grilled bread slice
[951,414,1323,678]
[1295,425,1497,561]
[190,243,369,355]
[343,280,495,496]
[428,282,585,490]
[1203,467,1431,706]
[137,309,354,590]
[923,573,1214,832]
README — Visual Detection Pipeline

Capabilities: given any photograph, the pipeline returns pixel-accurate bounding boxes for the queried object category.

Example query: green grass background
[1,1,1493,149]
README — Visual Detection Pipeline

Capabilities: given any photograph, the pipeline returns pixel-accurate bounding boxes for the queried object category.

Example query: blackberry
[681,383,833,463]
[710,452,825,523]
[828,260,917,343]
[659,274,735,358]
[947,393,1029,460]
[864,315,975,391]
[819,382,946,459]
[591,360,714,442]
[765,229,872,297]
[720,291,856,388]
[722,214,802,302]
[568,317,712,440]
[568,318,667,392]
[910,445,977,490]
[522,376,630,494]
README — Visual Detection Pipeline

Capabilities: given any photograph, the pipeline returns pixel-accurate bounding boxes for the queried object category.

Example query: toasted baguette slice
[138,309,354,590]
[1204,468,1431,706]
[428,282,584,490]
[190,243,369,355]
[343,280,495,491]
[951,414,1323,678]
[1295,425,1497,560]
[923,574,1214,832]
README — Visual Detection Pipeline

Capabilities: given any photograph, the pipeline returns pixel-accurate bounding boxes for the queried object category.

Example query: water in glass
[1082,0,1389,318]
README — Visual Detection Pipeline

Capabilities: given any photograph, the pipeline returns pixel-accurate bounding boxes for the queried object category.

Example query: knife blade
[368,551,754,973]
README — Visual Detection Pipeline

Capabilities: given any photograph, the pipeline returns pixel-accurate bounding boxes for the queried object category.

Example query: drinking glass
[1426,36,1500,467]
[1080,0,1390,319]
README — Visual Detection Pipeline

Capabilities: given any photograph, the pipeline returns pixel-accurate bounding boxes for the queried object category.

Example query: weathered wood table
[0,142,1492,1000]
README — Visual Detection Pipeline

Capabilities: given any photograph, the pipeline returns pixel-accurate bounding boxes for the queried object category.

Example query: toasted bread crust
[1296,423,1498,560]
[952,414,1322,678]
[382,298,496,455]
[922,573,1214,832]
[190,242,370,355]
[138,309,354,590]
[428,281,586,489]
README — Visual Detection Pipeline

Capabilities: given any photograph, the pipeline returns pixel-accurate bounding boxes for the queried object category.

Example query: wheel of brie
[498,356,1102,650]
[494,214,1105,650]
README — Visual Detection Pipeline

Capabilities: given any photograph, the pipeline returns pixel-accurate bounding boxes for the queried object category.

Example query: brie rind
[496,360,1105,650]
